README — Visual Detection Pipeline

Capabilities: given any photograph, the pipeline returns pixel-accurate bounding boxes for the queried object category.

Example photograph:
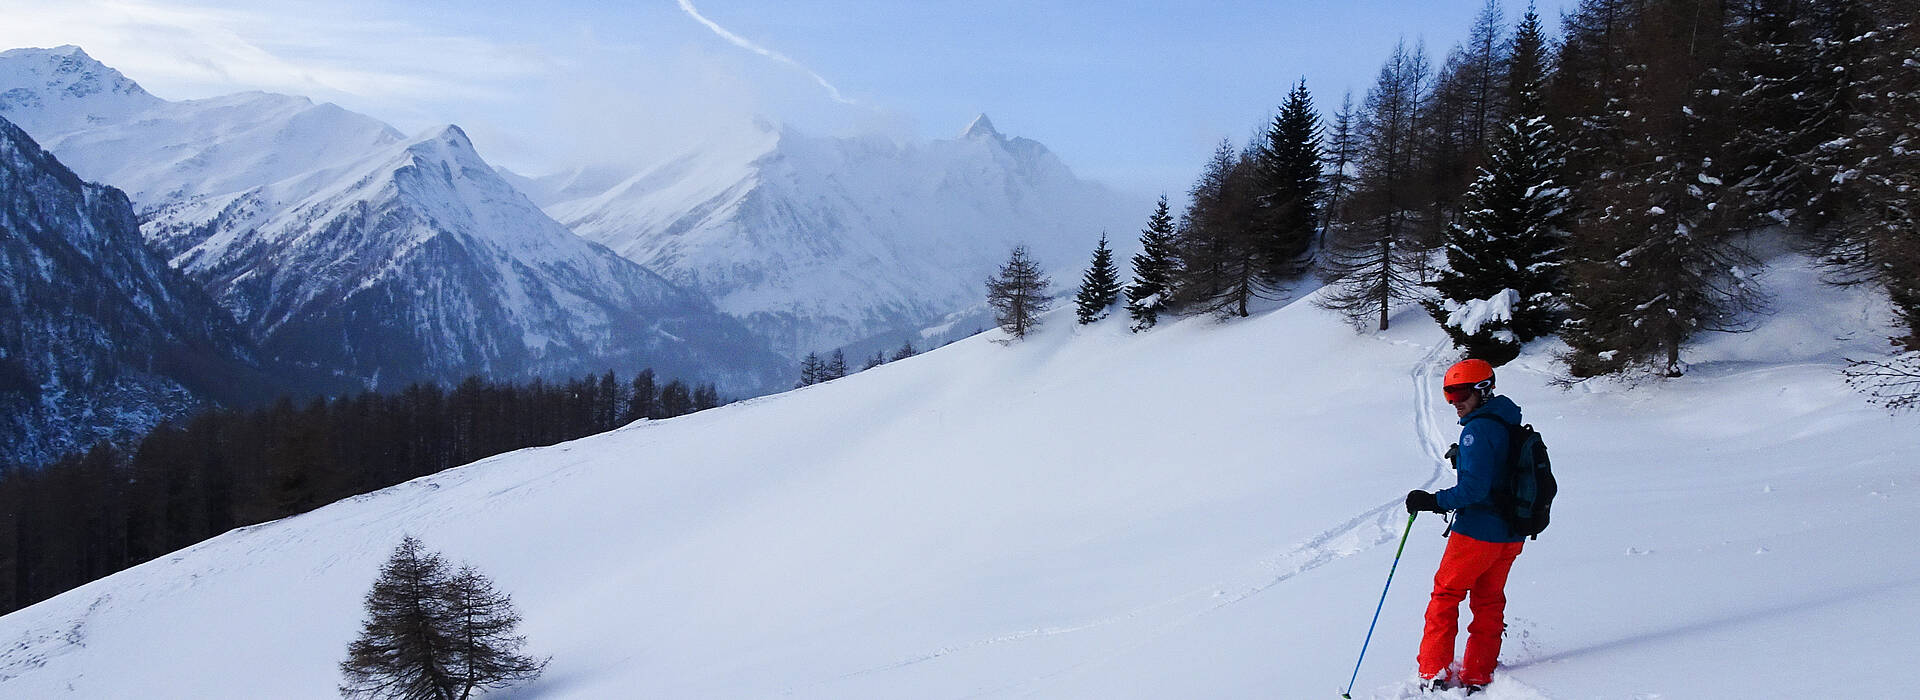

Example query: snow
[0,252,1911,697]
[1443,289,1518,337]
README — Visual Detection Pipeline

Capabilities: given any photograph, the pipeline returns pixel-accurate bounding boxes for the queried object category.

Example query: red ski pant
[1418,531,1523,685]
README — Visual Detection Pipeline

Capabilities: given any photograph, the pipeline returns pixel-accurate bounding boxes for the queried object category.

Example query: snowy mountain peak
[0,45,160,138]
[432,123,472,149]
[959,113,1001,140]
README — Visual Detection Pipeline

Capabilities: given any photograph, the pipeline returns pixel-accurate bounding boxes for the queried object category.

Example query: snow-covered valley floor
[1,253,1913,698]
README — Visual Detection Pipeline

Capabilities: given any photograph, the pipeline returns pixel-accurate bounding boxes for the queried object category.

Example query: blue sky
[0,0,1572,195]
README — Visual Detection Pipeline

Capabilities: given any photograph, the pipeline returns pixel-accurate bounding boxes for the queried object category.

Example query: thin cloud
[675,0,855,105]
[0,0,548,104]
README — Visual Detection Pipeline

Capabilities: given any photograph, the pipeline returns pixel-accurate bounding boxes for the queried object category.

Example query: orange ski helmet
[1442,359,1495,402]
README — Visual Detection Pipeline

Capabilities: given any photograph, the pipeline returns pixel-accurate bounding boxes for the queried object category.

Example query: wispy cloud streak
[675,0,854,105]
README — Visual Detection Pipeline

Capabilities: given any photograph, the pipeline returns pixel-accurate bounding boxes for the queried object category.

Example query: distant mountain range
[0,46,787,400]
[518,113,1147,359]
[0,44,1144,463]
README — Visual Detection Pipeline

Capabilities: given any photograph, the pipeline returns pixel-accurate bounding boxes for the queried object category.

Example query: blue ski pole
[1341,511,1417,699]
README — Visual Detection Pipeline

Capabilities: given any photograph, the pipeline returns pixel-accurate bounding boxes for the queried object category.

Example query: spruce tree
[340,536,459,700]
[890,340,917,361]
[1126,196,1179,330]
[1424,84,1571,365]
[985,245,1053,339]
[1252,80,1324,281]
[1503,4,1549,136]
[864,351,886,370]
[1074,233,1122,324]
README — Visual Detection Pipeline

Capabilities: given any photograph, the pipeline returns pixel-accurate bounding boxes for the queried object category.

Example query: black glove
[1405,489,1443,514]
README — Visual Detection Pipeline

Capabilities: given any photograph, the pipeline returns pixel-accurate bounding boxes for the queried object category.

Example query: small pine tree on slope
[1127,196,1179,330]
[442,565,547,700]
[340,536,459,700]
[342,538,546,700]
[986,245,1052,340]
[1075,233,1122,324]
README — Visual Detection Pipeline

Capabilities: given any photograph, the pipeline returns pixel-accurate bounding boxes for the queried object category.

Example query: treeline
[1080,0,1917,384]
[0,369,721,615]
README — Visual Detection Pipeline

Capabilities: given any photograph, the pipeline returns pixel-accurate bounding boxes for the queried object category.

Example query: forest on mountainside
[1113,0,1915,381]
[0,370,720,614]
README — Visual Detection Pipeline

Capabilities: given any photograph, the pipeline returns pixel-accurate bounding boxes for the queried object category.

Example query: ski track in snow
[0,594,107,683]
[806,337,1472,698]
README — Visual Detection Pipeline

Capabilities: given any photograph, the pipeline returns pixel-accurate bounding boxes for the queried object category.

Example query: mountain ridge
[0,47,788,397]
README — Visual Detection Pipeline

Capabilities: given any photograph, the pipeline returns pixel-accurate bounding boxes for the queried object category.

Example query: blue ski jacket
[1436,394,1525,543]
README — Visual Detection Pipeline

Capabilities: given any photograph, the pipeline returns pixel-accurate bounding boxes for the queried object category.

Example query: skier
[1404,359,1525,694]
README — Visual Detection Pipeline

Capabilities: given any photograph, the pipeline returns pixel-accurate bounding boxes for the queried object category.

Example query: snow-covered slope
[1,250,1910,698]
[0,115,265,466]
[540,115,1148,359]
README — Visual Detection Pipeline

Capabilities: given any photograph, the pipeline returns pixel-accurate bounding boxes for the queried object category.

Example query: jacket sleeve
[1436,418,1506,511]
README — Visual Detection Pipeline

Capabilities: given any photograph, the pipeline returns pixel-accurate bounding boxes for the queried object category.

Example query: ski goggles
[1443,380,1492,403]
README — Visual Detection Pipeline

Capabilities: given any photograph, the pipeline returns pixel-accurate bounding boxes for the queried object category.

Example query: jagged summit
[959,113,1001,140]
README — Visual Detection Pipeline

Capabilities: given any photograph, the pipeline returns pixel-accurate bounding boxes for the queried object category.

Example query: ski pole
[1341,511,1417,699]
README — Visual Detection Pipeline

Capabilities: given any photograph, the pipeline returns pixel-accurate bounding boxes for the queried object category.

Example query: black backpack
[1464,415,1557,540]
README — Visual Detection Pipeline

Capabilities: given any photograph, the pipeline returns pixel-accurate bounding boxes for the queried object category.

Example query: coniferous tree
[1320,39,1435,331]
[890,340,917,362]
[1321,91,1360,246]
[1462,0,1511,162]
[1549,0,1642,186]
[441,565,546,699]
[796,352,824,388]
[985,245,1052,339]
[1174,141,1266,317]
[1559,0,1764,378]
[1424,79,1571,365]
[864,351,886,370]
[659,380,694,418]
[1726,0,1834,233]
[341,536,459,700]
[823,350,849,381]
[1074,233,1122,324]
[594,372,620,432]
[1126,196,1179,330]
[692,384,721,411]
[1252,80,1324,281]
[1505,3,1550,111]
[625,369,657,422]
[1795,0,1920,349]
